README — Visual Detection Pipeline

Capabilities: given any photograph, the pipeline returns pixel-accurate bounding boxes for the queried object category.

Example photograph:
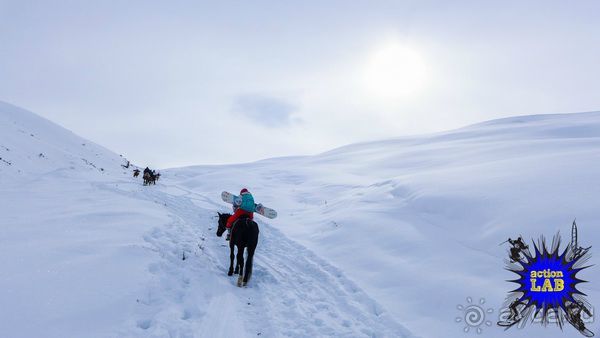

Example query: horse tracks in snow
[104,181,413,338]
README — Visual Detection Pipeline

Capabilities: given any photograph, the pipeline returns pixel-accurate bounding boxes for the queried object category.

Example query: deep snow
[1,100,599,337]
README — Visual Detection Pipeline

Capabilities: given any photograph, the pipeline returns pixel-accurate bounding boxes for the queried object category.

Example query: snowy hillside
[0,102,412,338]
[2,100,599,338]
[0,101,129,180]
[0,102,168,337]
[166,111,600,338]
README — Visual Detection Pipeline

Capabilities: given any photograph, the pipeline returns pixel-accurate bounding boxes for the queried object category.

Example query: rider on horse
[226,188,255,241]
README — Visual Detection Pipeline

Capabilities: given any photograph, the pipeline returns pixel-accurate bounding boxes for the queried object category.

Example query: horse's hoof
[228,271,233,276]
[243,281,248,287]
[237,276,243,287]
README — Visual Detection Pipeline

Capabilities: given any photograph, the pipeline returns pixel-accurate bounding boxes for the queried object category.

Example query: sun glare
[363,42,429,100]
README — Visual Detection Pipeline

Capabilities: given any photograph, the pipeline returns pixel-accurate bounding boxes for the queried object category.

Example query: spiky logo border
[509,237,589,316]
[501,221,593,336]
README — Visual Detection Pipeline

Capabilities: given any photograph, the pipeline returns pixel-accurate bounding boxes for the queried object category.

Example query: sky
[1,0,599,168]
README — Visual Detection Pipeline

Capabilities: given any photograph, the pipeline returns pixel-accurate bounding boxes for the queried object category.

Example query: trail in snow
[102,180,412,337]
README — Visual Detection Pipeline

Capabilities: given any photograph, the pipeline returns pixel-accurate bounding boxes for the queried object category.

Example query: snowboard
[221,191,277,219]
[580,329,595,338]
[497,320,520,328]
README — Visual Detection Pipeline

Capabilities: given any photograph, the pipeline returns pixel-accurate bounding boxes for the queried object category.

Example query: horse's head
[216,212,231,237]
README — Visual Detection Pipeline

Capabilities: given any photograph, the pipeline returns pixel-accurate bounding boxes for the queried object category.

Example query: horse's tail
[243,220,259,285]
[248,220,259,247]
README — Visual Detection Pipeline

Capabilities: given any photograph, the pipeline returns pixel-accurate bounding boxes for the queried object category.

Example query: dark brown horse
[216,212,259,286]
[143,172,156,185]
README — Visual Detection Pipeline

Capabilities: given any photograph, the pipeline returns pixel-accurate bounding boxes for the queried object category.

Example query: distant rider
[226,188,255,240]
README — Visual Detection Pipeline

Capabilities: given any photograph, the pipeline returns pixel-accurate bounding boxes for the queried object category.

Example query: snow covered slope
[0,101,168,337]
[0,101,128,180]
[3,100,599,338]
[166,111,600,338]
[0,102,413,337]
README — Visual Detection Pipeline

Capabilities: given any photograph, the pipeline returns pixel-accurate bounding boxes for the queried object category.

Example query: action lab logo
[499,220,594,337]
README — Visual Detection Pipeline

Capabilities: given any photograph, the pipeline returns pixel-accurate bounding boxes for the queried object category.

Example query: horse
[133,169,140,178]
[216,212,259,286]
[143,172,156,185]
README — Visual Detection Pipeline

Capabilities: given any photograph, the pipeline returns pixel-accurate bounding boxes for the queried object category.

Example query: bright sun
[363,42,429,100]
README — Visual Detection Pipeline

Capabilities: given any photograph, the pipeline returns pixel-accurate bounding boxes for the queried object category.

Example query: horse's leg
[234,248,239,274]
[233,228,239,274]
[243,245,256,286]
[228,243,235,276]
[236,246,245,287]
[236,246,245,276]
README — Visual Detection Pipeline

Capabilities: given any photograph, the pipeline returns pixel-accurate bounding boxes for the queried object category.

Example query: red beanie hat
[240,188,249,194]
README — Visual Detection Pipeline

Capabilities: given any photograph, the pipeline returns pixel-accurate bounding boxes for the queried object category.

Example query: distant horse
[217,212,259,286]
[143,172,156,185]
[133,169,140,178]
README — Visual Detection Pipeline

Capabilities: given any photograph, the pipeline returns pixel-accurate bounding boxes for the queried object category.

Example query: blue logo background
[510,240,588,314]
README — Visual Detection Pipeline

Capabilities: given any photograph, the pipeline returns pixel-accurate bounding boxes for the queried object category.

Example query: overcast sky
[1,1,599,168]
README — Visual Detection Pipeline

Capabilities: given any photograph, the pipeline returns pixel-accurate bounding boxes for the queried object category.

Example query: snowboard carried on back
[221,191,277,219]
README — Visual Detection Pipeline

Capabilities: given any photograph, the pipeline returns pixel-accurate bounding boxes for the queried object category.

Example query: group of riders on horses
[133,167,160,185]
